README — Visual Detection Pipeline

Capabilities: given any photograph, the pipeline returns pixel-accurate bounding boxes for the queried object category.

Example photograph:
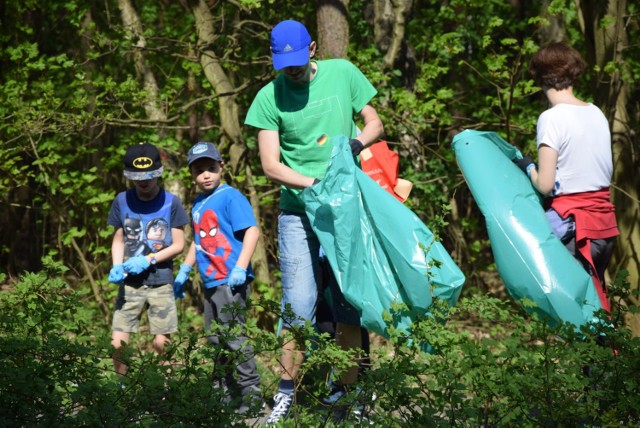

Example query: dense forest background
[2,1,640,425]
[1,0,639,335]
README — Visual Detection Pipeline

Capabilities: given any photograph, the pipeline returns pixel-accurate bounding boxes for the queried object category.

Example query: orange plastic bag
[360,141,412,202]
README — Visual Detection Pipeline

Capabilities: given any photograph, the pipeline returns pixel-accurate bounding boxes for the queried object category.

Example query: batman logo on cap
[133,157,153,168]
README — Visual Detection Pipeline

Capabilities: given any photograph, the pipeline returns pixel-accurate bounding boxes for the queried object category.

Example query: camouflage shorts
[112,283,178,335]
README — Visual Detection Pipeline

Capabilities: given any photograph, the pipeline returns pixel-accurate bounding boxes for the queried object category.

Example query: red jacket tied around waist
[550,188,618,312]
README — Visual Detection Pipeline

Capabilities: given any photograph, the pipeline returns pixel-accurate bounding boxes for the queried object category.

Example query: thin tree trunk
[373,0,413,68]
[118,0,163,122]
[577,0,640,334]
[189,0,271,302]
[117,0,185,200]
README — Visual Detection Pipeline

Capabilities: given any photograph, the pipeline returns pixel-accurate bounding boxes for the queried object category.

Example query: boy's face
[132,178,159,199]
[190,158,223,193]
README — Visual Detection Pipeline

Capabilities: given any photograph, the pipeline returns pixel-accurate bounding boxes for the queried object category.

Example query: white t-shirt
[536,103,612,195]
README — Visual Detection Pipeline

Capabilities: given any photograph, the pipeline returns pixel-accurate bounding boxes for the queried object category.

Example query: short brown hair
[529,42,586,90]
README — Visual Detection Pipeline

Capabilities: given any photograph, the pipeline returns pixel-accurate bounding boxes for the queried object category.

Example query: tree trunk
[117,0,185,199]
[317,0,349,59]
[118,0,163,122]
[189,0,271,304]
[373,0,413,68]
[577,0,640,335]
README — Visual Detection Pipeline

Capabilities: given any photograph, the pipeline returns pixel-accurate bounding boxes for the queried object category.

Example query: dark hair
[529,42,586,90]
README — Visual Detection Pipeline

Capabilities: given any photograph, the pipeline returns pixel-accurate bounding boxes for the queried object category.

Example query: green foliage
[2,0,639,300]
[0,256,105,426]
[2,1,640,423]
[3,258,638,426]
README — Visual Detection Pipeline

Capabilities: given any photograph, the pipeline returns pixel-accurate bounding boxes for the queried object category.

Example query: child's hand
[123,255,150,275]
[228,266,247,289]
[108,264,125,284]
[173,263,192,299]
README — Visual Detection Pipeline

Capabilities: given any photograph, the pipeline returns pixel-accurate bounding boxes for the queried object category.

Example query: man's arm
[355,104,384,148]
[258,129,317,188]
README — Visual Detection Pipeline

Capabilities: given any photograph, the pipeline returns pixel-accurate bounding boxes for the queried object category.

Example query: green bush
[1,259,639,426]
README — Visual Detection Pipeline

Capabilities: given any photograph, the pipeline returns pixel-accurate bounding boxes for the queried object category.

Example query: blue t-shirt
[191,184,257,288]
[108,188,189,286]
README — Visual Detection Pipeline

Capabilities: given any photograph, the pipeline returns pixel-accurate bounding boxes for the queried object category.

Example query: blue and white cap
[187,142,223,166]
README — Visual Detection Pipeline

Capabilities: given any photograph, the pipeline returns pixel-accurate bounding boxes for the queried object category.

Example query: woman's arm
[530,144,558,195]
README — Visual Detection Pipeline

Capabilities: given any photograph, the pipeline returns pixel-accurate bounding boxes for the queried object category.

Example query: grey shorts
[112,283,178,335]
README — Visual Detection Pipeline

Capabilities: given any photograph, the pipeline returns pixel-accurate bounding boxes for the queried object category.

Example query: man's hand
[514,155,536,176]
[108,264,125,284]
[228,266,247,289]
[123,255,150,275]
[349,139,364,156]
[173,263,192,299]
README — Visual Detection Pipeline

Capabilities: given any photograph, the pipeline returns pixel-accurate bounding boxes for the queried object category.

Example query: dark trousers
[204,284,260,396]
[565,236,615,285]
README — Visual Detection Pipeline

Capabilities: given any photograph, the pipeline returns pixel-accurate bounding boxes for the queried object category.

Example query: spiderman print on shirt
[195,209,232,280]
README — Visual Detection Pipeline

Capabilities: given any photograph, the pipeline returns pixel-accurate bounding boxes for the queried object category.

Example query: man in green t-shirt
[245,19,384,425]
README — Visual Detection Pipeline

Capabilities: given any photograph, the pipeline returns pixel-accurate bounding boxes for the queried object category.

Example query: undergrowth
[1,257,639,427]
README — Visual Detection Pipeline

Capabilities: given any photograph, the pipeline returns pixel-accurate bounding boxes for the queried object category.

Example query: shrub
[1,259,638,426]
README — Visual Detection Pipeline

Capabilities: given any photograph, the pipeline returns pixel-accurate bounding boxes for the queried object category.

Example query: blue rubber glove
[349,138,365,156]
[228,266,247,289]
[122,255,150,275]
[514,155,536,177]
[108,264,125,284]
[173,263,192,299]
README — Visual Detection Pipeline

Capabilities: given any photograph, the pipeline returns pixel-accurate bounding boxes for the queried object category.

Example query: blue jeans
[278,211,321,328]
[278,210,360,328]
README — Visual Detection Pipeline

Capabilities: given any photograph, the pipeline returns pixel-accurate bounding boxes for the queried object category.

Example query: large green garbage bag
[300,136,465,338]
[452,130,601,327]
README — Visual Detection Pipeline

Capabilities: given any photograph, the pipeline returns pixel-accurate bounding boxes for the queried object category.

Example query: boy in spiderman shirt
[173,141,263,414]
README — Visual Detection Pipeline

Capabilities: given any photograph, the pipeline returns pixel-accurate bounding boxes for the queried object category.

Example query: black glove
[514,155,536,176]
[349,139,365,156]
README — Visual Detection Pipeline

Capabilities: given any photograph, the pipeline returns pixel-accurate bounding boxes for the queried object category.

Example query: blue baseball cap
[187,142,223,166]
[271,20,312,70]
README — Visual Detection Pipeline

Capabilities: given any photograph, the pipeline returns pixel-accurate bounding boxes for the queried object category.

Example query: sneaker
[212,378,233,405]
[330,385,375,425]
[322,382,347,405]
[349,402,373,425]
[238,389,265,415]
[265,392,293,425]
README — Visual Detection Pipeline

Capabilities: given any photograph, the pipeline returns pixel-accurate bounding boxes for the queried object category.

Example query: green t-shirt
[244,59,377,213]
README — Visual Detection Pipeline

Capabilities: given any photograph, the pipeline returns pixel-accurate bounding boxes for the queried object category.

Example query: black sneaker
[265,392,293,425]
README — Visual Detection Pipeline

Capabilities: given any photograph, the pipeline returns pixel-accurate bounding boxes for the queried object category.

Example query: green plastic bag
[452,130,601,327]
[301,136,465,338]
